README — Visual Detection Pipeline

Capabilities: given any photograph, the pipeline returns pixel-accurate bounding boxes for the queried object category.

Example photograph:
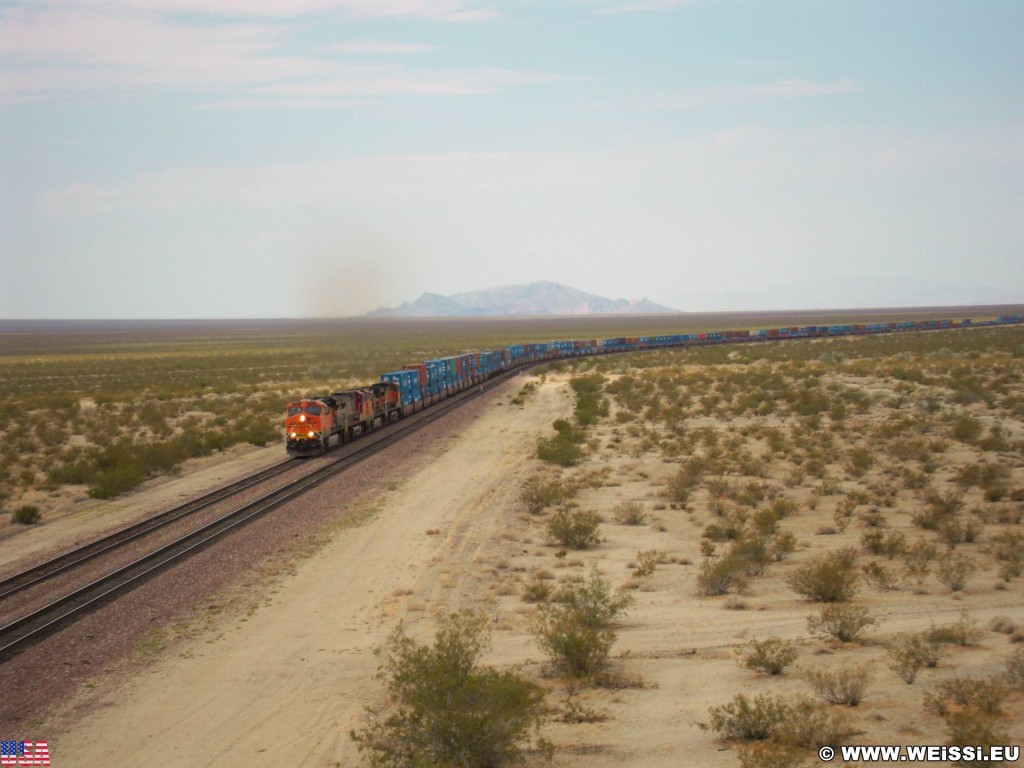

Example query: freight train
[283,314,1022,456]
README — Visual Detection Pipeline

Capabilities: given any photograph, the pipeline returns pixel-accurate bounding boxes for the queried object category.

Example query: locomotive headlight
[290,432,297,438]
[308,430,314,438]
[300,414,306,423]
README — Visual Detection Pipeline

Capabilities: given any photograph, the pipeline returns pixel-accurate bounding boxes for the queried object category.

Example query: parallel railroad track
[0,367,521,660]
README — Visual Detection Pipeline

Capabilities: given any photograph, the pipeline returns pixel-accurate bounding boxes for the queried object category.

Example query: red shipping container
[403,364,428,390]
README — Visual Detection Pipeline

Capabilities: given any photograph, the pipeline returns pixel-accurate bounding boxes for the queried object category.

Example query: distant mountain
[367,281,677,317]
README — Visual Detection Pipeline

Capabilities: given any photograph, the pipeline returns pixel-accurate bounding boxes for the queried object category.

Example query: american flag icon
[0,741,50,767]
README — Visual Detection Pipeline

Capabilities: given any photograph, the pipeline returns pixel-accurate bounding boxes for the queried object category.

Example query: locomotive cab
[284,397,337,456]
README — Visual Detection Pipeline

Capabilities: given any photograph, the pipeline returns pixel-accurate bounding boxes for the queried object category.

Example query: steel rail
[0,459,296,601]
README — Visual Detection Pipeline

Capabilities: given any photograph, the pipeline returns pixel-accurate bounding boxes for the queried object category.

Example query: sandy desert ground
[11,361,1024,767]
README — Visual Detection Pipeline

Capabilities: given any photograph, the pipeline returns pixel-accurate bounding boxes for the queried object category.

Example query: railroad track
[0,367,521,660]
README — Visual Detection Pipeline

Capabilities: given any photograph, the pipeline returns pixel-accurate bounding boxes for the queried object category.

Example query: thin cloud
[648,78,861,108]
[591,0,701,14]
[251,67,565,99]
[0,4,538,104]
[24,0,495,21]
[320,41,440,55]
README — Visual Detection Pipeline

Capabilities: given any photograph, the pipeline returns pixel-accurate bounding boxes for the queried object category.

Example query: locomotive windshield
[287,404,322,415]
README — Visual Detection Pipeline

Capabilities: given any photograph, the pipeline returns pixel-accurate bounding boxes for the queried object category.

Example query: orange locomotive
[284,382,401,456]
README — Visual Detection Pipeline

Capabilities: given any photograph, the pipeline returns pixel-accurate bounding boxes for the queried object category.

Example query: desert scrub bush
[888,632,945,683]
[925,676,1007,718]
[777,696,859,750]
[10,504,41,524]
[860,529,907,558]
[902,538,940,584]
[861,560,900,591]
[943,711,1012,765]
[705,693,791,741]
[632,549,667,577]
[989,531,1024,582]
[518,476,575,514]
[534,569,631,678]
[521,572,555,604]
[732,698,858,765]
[696,556,747,597]
[844,447,875,478]
[751,507,781,536]
[936,552,977,592]
[664,457,704,503]
[612,500,647,526]
[351,611,547,768]
[546,509,601,550]
[702,507,747,541]
[937,516,983,548]
[569,373,607,427]
[536,419,584,466]
[803,664,871,706]
[956,461,1011,490]
[807,604,877,643]
[739,638,799,676]
[787,548,859,602]
[928,612,982,647]
[950,414,984,443]
[767,531,797,562]
[735,742,809,768]
[912,488,965,531]
[1004,647,1024,692]
[726,534,773,577]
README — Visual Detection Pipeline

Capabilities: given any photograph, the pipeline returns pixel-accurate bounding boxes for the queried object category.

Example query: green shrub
[706,694,790,741]
[11,504,40,524]
[1004,647,1024,692]
[736,742,808,768]
[803,665,871,706]
[943,711,1011,766]
[547,509,601,550]
[925,676,1007,718]
[632,549,666,578]
[612,500,647,525]
[776,697,858,749]
[733,697,857,765]
[351,611,547,768]
[534,569,631,678]
[570,374,607,427]
[913,489,965,530]
[936,552,977,592]
[536,432,583,467]
[861,560,900,591]
[519,476,575,514]
[951,414,983,443]
[521,573,554,604]
[727,534,772,577]
[696,556,747,597]
[787,548,859,602]
[888,632,945,684]
[937,517,983,548]
[928,612,981,647]
[860,529,907,558]
[768,531,797,562]
[739,638,799,676]
[807,604,876,643]
[902,539,939,584]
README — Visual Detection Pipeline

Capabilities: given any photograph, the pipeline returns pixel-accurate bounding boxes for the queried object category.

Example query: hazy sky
[1,1,1021,318]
